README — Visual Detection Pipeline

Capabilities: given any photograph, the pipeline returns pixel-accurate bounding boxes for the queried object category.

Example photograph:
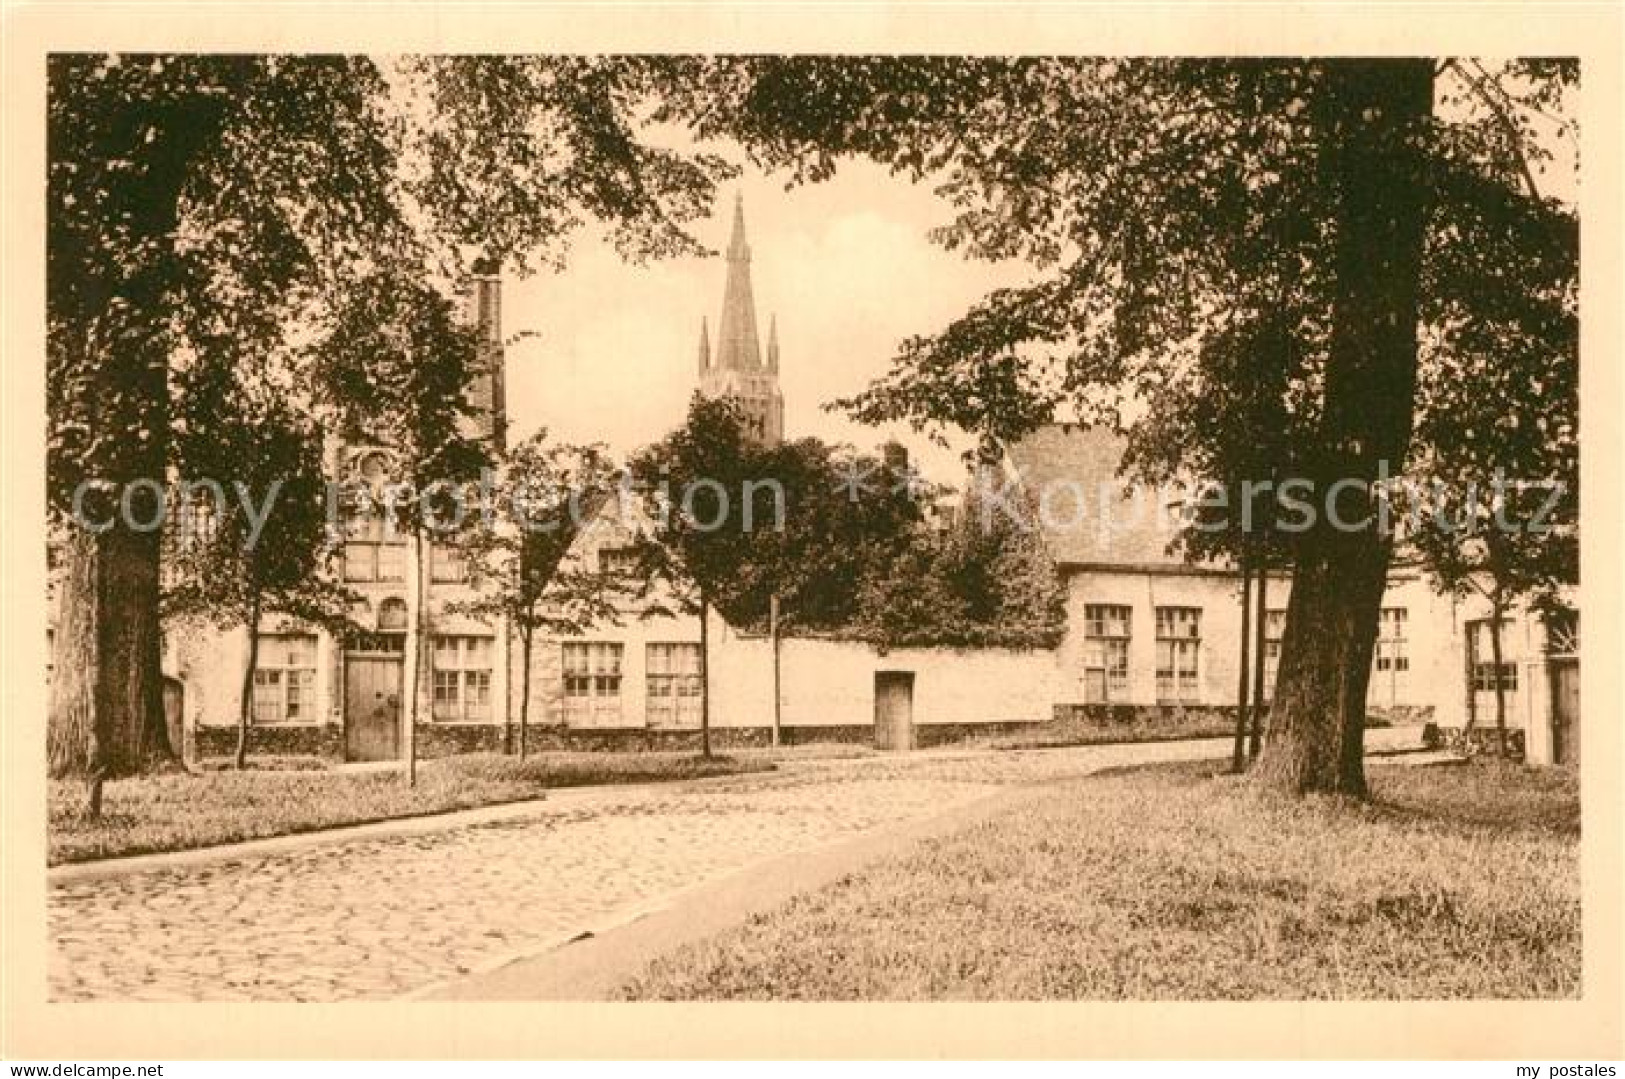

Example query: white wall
[709,627,1059,730]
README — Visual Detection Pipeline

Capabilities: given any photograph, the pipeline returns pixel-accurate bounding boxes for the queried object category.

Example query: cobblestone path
[49,740,1237,1001]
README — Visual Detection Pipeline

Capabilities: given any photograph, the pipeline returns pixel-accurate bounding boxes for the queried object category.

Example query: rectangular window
[562,642,625,726]
[1471,662,1520,693]
[646,643,702,729]
[1082,603,1131,703]
[431,542,467,583]
[431,635,495,721]
[1467,618,1521,696]
[251,633,319,724]
[1374,607,1409,672]
[343,513,406,583]
[1155,606,1202,703]
[597,546,640,577]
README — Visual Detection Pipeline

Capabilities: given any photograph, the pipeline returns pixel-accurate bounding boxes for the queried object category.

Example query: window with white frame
[432,635,493,721]
[1375,607,1409,672]
[252,633,318,723]
[646,643,702,728]
[1262,610,1287,702]
[343,511,406,583]
[1155,606,1202,703]
[562,642,624,725]
[597,546,640,577]
[1370,606,1411,705]
[1082,604,1131,703]
[1467,618,1520,694]
[430,541,468,583]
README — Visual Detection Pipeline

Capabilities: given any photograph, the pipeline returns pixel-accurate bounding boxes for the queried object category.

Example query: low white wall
[709,627,1059,730]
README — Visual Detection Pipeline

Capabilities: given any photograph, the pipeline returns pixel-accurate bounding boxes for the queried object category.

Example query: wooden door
[874,671,915,751]
[1550,659,1579,766]
[346,656,402,761]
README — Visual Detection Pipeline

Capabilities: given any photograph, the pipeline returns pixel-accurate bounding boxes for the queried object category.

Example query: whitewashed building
[160,200,1578,765]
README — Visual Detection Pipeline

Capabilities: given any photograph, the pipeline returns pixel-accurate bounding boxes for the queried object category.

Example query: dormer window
[598,546,640,577]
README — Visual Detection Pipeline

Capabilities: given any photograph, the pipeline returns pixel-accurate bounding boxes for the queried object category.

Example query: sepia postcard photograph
[1,0,1621,1065]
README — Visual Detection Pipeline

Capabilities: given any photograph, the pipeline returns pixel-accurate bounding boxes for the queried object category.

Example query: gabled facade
[1000,422,1580,764]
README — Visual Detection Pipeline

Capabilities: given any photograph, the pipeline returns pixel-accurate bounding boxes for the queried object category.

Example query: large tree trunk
[1252,60,1434,797]
[46,82,205,785]
[48,520,174,793]
[1232,560,1253,773]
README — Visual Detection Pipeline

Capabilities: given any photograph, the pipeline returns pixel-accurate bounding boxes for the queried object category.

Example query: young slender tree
[164,358,356,774]
[448,434,625,758]
[627,398,770,759]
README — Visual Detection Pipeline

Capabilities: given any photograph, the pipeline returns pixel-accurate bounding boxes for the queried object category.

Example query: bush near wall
[1428,725,1527,760]
[1021,704,1237,749]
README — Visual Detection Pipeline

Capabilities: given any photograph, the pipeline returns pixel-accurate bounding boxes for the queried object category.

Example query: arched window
[356,450,392,489]
[377,597,408,631]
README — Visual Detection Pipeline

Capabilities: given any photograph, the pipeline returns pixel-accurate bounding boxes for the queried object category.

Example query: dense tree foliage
[662,56,1578,795]
[47,54,737,780]
[851,476,1067,650]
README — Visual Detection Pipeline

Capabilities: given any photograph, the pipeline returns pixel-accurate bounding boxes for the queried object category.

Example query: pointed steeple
[696,318,710,374]
[714,192,763,371]
[727,190,750,260]
[766,314,779,373]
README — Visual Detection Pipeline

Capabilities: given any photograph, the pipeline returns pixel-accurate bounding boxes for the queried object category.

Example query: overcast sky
[497,74,1577,487]
[501,160,1032,484]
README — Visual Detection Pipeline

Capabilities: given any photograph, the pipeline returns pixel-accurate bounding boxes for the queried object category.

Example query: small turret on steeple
[696,318,711,375]
[766,315,779,373]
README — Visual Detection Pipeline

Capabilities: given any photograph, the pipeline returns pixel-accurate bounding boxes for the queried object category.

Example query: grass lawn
[619,758,1580,1000]
[990,712,1398,752]
[49,751,773,866]
[989,712,1233,750]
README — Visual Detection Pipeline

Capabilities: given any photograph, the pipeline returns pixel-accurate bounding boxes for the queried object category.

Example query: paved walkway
[48,738,1250,1002]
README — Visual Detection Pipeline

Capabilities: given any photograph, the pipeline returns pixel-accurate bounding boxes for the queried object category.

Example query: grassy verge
[49,752,773,866]
[989,712,1233,750]
[619,758,1579,1000]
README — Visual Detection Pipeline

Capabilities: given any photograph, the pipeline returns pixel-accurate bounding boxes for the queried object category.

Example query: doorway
[1550,659,1579,766]
[345,632,405,761]
[874,671,915,751]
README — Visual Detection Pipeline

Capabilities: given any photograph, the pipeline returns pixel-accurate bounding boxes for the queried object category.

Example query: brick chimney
[468,256,506,452]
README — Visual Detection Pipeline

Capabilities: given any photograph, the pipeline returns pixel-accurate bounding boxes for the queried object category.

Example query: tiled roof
[1003,423,1187,568]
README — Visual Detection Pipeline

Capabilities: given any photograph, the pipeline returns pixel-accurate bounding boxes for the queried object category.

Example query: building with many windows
[149,200,1578,766]
[998,421,1578,763]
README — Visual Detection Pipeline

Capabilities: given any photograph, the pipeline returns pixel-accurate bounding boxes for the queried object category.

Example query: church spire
[714,191,762,371]
[697,192,784,445]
